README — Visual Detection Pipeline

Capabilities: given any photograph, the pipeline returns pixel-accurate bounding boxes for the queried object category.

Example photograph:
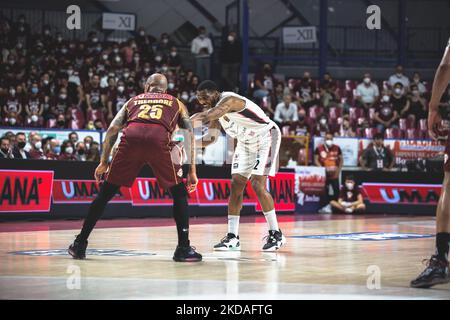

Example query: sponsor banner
[102,12,136,31]
[51,174,296,211]
[282,26,317,44]
[0,170,54,212]
[289,232,434,241]
[361,183,441,205]
[294,166,326,213]
[52,180,131,203]
[314,137,445,167]
[314,137,359,166]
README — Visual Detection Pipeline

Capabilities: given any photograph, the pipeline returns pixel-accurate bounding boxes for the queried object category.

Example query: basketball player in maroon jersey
[68,73,202,262]
[411,38,450,287]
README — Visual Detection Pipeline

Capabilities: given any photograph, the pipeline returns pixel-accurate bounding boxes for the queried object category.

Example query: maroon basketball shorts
[106,123,183,189]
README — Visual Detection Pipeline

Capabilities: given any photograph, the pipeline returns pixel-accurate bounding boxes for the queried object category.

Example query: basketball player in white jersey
[191,80,286,251]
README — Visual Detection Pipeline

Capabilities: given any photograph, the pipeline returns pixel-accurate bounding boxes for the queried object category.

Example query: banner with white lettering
[102,13,136,31]
[282,26,317,44]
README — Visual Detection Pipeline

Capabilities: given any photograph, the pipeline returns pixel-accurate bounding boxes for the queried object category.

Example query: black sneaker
[173,245,202,262]
[68,236,88,259]
[213,233,240,251]
[410,255,449,288]
[262,229,286,251]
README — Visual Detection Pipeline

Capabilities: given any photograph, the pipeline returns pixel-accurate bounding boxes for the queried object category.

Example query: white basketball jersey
[216,92,274,142]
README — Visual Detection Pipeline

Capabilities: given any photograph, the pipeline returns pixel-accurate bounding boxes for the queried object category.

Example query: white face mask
[117,86,125,93]
[320,119,327,126]
[228,35,234,42]
[170,51,177,57]
[325,140,333,147]
[155,56,162,62]
[394,88,402,95]
[346,182,354,190]
[65,147,73,154]
[102,54,108,60]
[382,95,390,102]
[363,77,371,84]
[9,118,16,125]
[168,83,175,90]
[181,94,189,101]
[31,115,38,122]
[34,141,42,149]
[85,143,90,150]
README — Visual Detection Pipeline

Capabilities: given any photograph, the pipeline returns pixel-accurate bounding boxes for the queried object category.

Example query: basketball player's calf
[411,172,450,288]
[251,175,286,251]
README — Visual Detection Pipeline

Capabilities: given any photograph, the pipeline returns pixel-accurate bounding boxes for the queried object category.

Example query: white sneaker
[318,204,332,214]
[213,233,240,251]
[345,207,354,213]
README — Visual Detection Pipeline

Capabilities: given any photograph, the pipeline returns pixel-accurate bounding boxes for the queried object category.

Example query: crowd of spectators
[1,14,447,165]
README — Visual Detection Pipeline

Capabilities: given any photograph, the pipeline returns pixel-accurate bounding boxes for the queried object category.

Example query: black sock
[170,183,190,247]
[435,232,450,262]
[77,181,120,242]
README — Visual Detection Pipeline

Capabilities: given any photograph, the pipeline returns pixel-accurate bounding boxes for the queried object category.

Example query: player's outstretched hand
[95,162,109,183]
[186,172,198,193]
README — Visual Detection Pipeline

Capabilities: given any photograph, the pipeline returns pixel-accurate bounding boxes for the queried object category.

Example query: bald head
[145,73,168,93]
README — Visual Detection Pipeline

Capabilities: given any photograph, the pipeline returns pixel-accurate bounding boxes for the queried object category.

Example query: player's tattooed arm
[191,97,245,123]
[100,103,128,165]
[178,101,196,174]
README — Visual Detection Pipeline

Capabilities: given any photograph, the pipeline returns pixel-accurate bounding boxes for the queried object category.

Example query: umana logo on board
[0,170,53,212]
[362,183,441,205]
[53,180,131,203]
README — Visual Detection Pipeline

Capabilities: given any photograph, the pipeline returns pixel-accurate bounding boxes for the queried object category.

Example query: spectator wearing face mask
[335,116,356,137]
[330,176,366,214]
[359,133,394,171]
[58,141,76,161]
[29,134,45,159]
[93,119,104,131]
[319,72,340,108]
[410,72,427,96]
[68,132,79,145]
[253,63,275,100]
[13,15,30,41]
[53,114,67,129]
[274,94,298,128]
[388,65,410,89]
[0,136,14,159]
[315,133,343,214]
[289,108,311,136]
[294,71,317,108]
[12,132,30,159]
[168,46,182,71]
[314,115,333,137]
[83,136,93,151]
[374,90,399,133]
[48,88,74,120]
[3,111,21,127]
[85,74,106,112]
[24,83,44,127]
[191,26,213,81]
[45,138,61,160]
[355,73,379,110]
[157,33,175,54]
[107,80,128,118]
[390,82,410,118]
[74,142,87,161]
[3,86,23,117]
[86,141,100,162]
[220,31,242,91]
[407,84,428,125]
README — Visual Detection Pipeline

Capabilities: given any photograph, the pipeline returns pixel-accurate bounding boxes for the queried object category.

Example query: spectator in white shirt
[274,94,298,127]
[355,73,379,110]
[191,26,214,81]
[388,65,410,89]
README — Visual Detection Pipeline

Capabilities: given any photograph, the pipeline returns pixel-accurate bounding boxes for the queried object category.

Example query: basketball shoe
[410,255,449,288]
[262,229,286,251]
[214,233,240,251]
[68,236,88,259]
[173,245,202,262]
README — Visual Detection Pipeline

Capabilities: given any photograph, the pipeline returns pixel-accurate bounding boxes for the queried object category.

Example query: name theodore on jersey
[176,304,273,317]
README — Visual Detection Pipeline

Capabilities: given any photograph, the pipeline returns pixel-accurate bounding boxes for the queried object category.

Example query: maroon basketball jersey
[126,92,181,133]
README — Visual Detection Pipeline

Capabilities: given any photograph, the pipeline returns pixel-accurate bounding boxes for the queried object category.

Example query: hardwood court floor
[0,214,449,300]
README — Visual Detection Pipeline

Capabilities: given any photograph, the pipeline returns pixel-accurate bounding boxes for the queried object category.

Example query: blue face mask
[53,146,61,154]
[31,87,38,94]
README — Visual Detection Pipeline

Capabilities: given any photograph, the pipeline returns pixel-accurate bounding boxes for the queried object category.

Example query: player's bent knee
[251,179,266,196]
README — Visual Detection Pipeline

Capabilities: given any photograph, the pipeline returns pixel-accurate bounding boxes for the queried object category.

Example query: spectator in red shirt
[24,83,44,127]
[314,132,343,214]
[58,141,77,161]
[374,92,399,133]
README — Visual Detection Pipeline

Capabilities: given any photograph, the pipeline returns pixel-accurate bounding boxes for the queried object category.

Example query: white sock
[228,215,240,236]
[263,209,279,231]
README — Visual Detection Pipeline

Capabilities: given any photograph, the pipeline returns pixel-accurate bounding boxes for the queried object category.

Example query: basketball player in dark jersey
[68,73,202,262]
[411,38,450,288]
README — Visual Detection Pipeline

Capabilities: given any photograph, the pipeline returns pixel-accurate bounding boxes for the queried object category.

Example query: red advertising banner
[361,183,441,205]
[0,170,54,212]
[52,180,131,203]
[255,173,295,211]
